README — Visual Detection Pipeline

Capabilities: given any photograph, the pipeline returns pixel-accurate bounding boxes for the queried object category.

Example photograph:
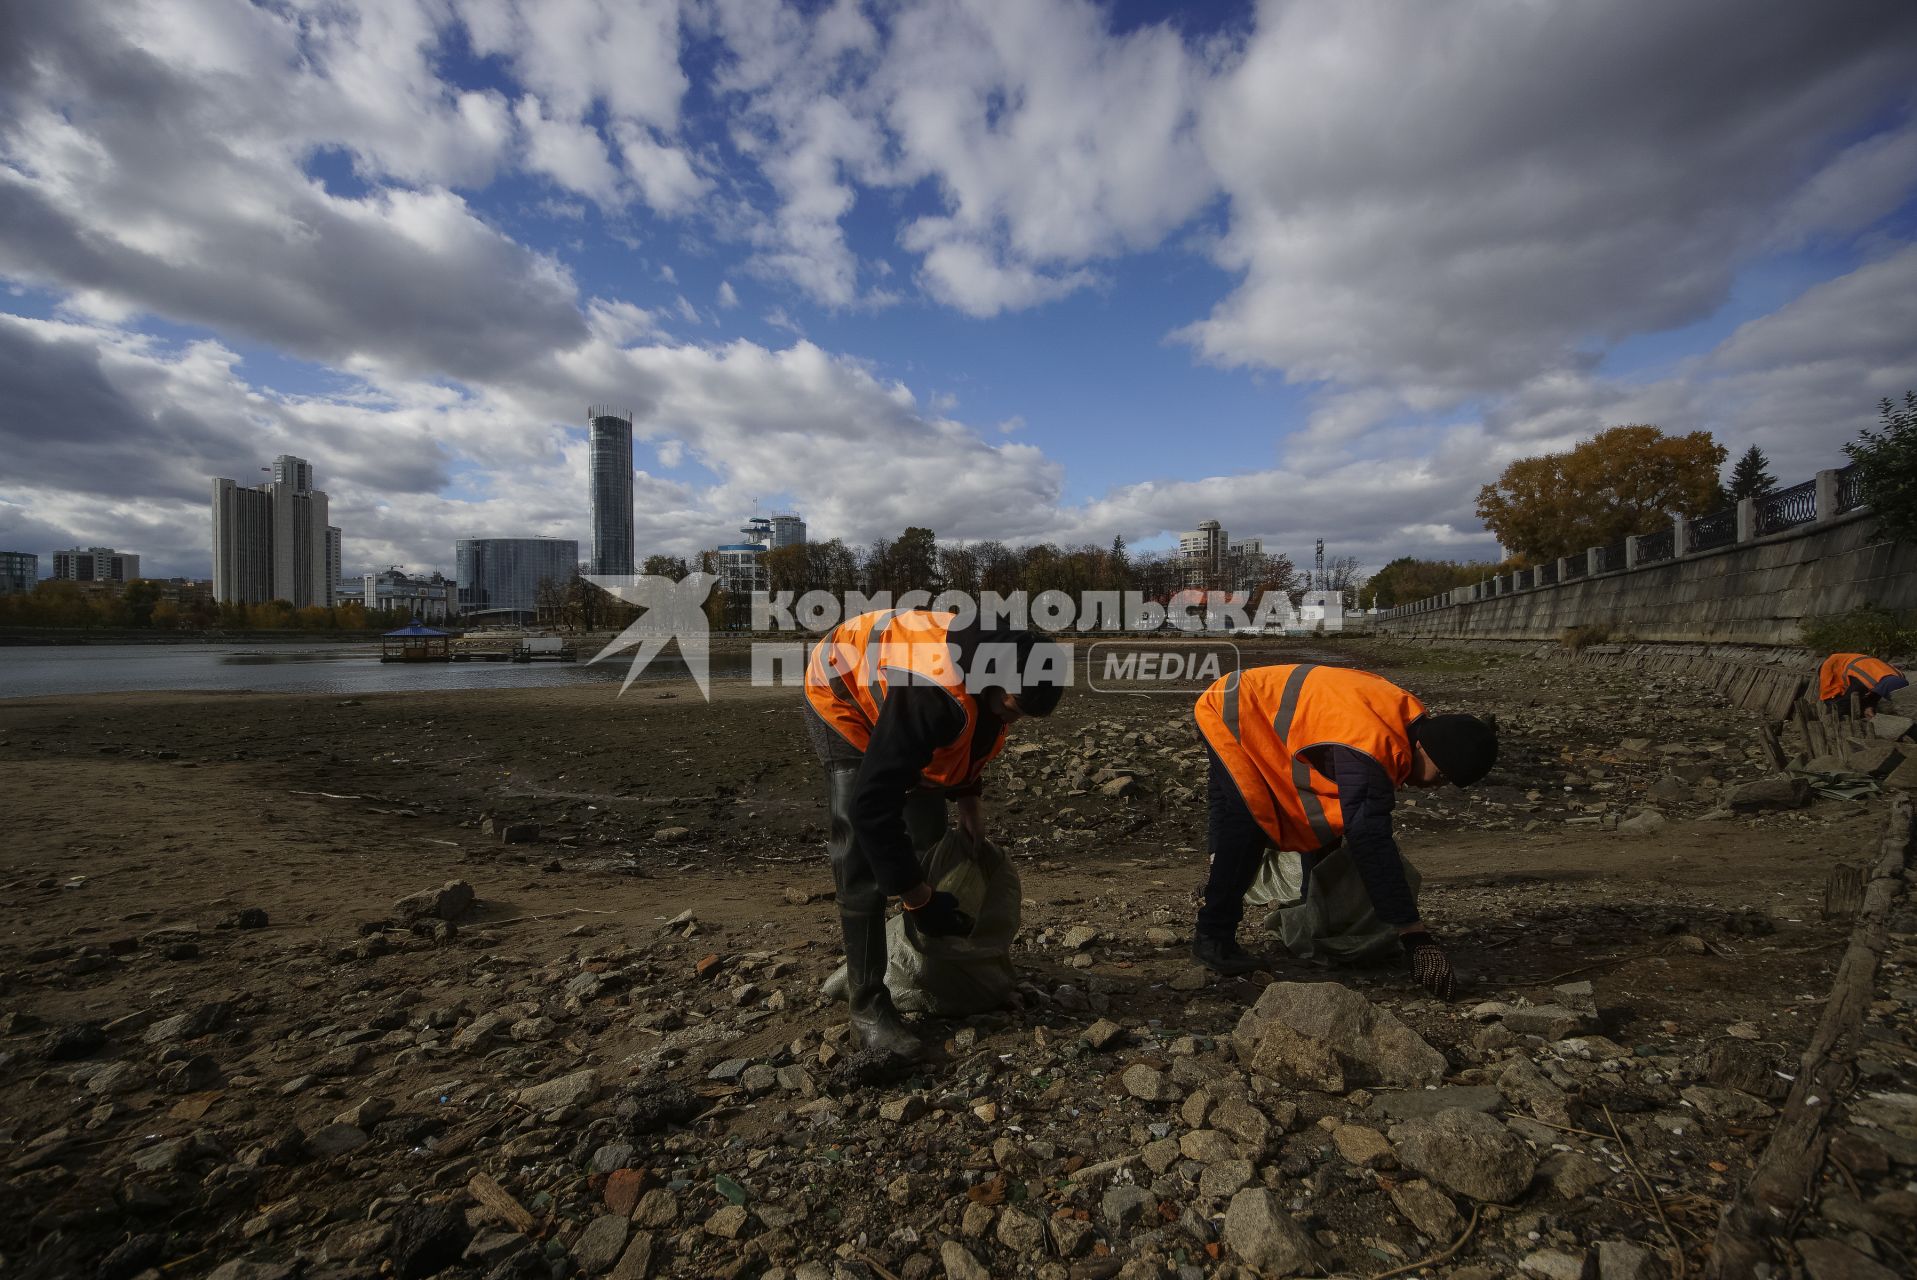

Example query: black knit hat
[1412,713,1498,787]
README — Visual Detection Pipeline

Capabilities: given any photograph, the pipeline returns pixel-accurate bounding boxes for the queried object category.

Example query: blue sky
[2,0,1915,579]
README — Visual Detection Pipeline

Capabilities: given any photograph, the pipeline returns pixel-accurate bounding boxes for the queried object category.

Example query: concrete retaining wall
[1374,510,1917,645]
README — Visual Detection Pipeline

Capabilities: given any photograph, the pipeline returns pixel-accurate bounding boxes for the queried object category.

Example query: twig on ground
[485,908,618,927]
[858,1255,905,1280]
[1605,1103,1686,1277]
[1515,1116,1616,1142]
[1366,1203,1484,1280]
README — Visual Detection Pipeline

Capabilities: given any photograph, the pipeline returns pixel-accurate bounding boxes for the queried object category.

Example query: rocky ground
[1,637,1913,1280]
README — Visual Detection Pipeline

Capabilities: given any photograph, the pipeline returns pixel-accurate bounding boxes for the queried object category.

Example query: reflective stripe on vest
[804,609,1001,787]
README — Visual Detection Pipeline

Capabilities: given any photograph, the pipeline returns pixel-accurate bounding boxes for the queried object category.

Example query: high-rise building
[716,516,773,603]
[1178,520,1227,586]
[325,526,342,607]
[588,406,634,577]
[210,454,333,607]
[52,546,141,583]
[455,538,578,623]
[0,551,37,595]
[769,513,807,550]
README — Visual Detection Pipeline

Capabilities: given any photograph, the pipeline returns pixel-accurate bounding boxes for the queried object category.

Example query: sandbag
[1245,846,1421,964]
[822,830,1022,1016]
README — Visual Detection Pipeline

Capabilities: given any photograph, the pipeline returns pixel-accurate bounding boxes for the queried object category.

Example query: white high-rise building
[52,546,141,583]
[210,455,334,607]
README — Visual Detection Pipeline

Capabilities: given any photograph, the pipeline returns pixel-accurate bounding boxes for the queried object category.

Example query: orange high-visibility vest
[1194,664,1425,853]
[804,609,1005,788]
[1818,653,1905,702]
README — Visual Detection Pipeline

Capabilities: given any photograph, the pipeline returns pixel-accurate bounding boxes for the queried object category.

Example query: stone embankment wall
[1375,510,1916,646]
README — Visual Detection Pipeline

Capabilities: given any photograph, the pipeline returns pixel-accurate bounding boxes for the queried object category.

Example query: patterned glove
[1400,928,1456,1001]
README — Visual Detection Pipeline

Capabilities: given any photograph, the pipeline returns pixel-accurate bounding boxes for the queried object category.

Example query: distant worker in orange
[1190,663,1499,999]
[1817,653,1908,720]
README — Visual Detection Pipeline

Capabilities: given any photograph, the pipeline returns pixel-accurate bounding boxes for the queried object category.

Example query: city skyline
[2,2,1914,580]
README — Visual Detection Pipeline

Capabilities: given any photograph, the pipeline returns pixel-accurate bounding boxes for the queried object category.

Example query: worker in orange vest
[1190,663,1498,998]
[805,609,1067,1059]
[1817,653,1908,720]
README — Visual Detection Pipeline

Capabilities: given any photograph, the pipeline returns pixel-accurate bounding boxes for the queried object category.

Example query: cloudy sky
[3,0,1915,580]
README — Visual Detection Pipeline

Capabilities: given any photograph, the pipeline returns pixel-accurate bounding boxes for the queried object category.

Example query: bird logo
[584,573,718,699]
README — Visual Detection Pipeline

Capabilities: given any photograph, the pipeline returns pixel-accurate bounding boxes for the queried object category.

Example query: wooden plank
[468,1172,536,1233]
[1705,797,1913,1278]
[1822,863,1865,922]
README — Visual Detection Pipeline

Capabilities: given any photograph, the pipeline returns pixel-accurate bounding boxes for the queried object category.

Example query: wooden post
[1757,725,1789,773]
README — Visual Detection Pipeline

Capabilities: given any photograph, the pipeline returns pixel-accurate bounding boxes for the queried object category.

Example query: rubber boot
[840,906,922,1060]
[823,762,922,1060]
[1192,932,1267,976]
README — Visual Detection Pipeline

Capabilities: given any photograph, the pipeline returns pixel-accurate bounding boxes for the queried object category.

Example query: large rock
[1222,1189,1316,1276]
[1231,982,1446,1093]
[515,1068,599,1111]
[1390,1108,1537,1203]
[394,880,475,922]
[1725,775,1809,812]
[1807,742,1899,778]
[1871,712,1914,741]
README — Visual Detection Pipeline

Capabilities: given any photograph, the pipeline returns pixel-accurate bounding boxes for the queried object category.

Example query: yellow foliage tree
[1475,425,1726,562]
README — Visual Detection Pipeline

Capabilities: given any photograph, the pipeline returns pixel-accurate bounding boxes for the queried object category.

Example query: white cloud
[1182,0,1917,405]
[717,280,740,308]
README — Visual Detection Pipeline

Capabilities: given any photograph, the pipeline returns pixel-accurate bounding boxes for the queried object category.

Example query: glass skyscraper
[455,537,579,623]
[588,407,634,576]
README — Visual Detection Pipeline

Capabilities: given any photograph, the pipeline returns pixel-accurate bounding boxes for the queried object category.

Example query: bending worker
[804,608,1066,1059]
[1818,652,1908,720]
[1190,663,1498,999]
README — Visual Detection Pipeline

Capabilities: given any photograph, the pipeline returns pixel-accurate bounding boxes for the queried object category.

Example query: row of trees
[0,579,417,632]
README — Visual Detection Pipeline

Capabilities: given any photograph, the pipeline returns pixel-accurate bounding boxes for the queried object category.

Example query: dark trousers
[1197,747,1334,938]
[804,704,946,916]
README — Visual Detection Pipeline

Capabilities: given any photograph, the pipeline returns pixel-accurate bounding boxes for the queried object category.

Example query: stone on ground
[393,879,475,922]
[1389,1107,1537,1203]
[1222,1188,1315,1276]
[1231,981,1446,1093]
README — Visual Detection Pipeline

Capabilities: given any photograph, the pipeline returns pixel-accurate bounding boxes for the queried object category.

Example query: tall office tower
[325,526,342,607]
[212,478,274,604]
[210,455,333,607]
[273,454,313,493]
[587,407,634,576]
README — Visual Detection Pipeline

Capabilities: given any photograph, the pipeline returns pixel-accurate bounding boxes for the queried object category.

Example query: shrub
[1798,604,1916,658]
[1559,623,1612,650]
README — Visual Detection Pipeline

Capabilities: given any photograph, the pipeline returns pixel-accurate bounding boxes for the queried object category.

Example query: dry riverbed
[2,638,1912,1279]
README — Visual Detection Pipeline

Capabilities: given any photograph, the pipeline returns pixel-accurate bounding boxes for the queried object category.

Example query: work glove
[1400,929,1456,1001]
[904,890,976,939]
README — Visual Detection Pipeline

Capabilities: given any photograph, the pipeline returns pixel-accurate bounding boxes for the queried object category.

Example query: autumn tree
[1847,391,1917,545]
[1475,425,1726,562]
[642,554,691,579]
[1726,445,1775,502]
